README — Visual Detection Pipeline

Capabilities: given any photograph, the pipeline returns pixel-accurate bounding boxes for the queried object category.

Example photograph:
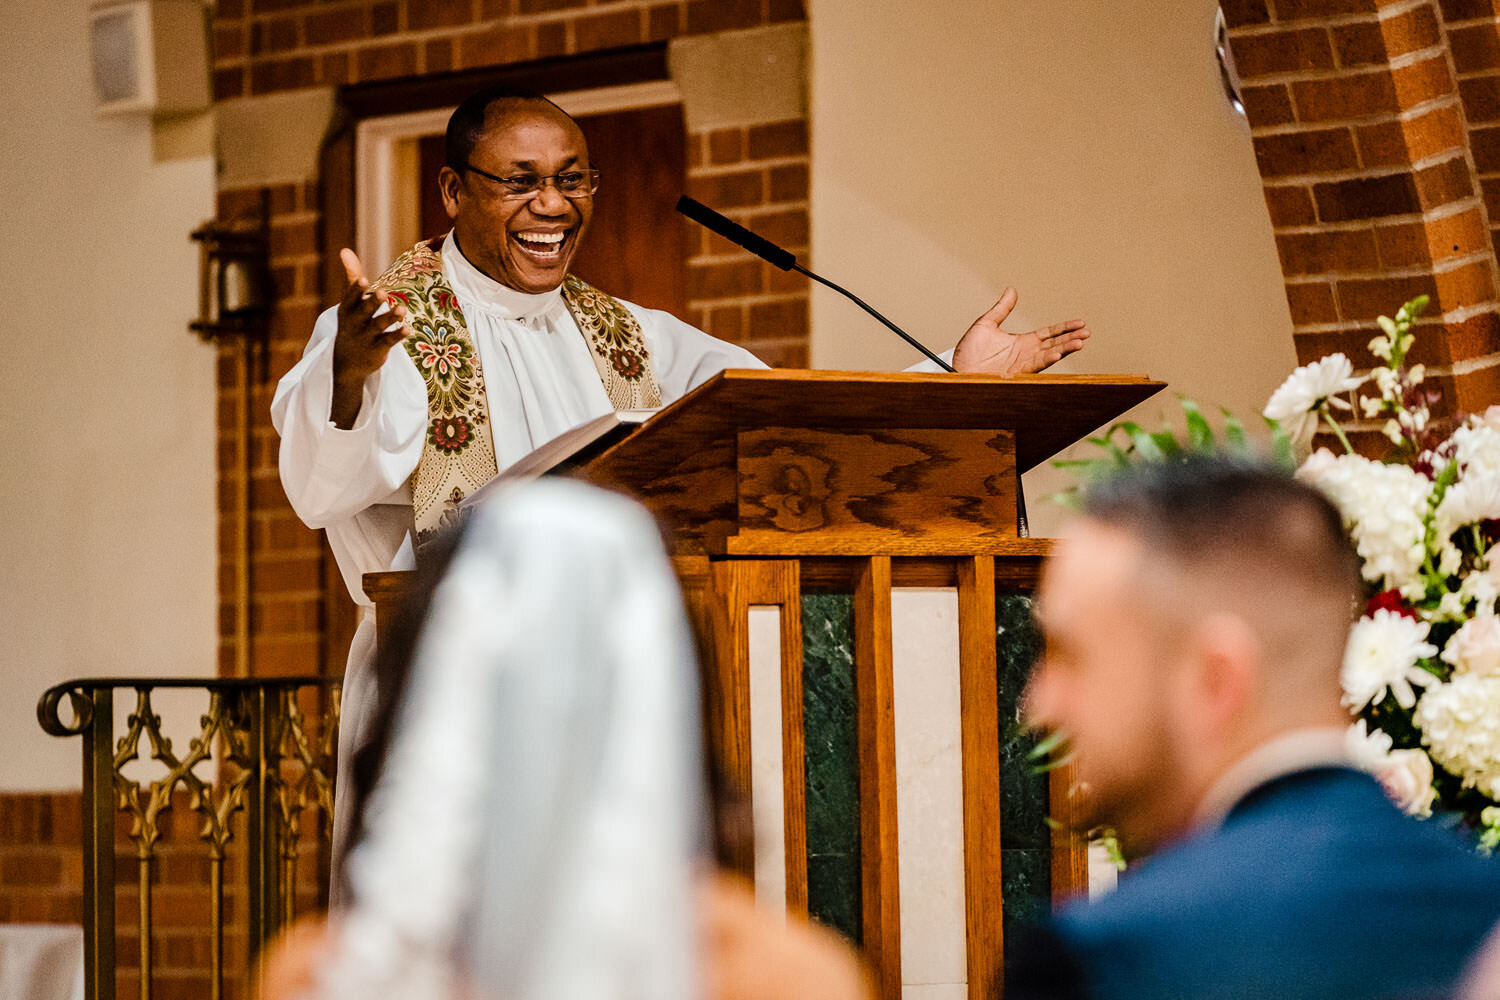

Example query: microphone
[675,196,956,373]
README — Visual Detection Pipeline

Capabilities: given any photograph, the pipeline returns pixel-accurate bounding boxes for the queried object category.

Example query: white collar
[1191,726,1351,832]
[440,231,566,323]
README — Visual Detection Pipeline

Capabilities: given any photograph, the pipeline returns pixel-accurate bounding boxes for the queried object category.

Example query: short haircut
[1080,454,1361,617]
[445,85,565,170]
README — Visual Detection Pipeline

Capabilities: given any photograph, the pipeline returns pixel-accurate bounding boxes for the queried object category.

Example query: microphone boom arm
[676,196,956,373]
[791,263,955,373]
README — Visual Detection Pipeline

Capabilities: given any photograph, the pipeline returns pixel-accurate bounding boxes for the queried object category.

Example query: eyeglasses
[461,163,601,200]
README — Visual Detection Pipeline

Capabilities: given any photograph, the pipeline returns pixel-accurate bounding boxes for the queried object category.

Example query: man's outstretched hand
[952,288,1090,376]
[331,248,412,428]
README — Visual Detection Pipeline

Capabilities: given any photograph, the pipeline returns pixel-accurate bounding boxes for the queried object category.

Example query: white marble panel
[903,983,967,1000]
[1089,840,1120,899]
[891,588,968,991]
[747,605,787,918]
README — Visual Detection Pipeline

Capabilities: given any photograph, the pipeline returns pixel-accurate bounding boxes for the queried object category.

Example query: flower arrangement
[1057,296,1500,846]
[1268,296,1500,843]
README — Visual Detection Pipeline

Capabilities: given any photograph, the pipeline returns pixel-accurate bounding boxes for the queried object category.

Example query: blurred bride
[259,479,868,1000]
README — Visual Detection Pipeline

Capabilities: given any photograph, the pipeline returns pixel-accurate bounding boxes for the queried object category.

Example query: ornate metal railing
[37,677,340,1000]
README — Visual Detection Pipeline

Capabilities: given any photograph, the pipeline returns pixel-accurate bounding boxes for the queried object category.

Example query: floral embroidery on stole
[371,240,662,550]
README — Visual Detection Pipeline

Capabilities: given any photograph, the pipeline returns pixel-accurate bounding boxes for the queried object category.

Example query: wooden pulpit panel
[580,371,1163,556]
[586,369,1164,491]
[738,427,1016,544]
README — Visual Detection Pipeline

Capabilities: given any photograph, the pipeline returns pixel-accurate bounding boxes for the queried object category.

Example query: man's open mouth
[512,230,569,262]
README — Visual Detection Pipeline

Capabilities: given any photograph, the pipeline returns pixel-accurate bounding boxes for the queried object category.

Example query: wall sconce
[189,219,269,342]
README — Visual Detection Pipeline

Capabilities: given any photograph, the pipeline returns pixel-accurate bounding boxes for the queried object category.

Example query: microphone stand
[677,196,956,373]
[790,263,956,373]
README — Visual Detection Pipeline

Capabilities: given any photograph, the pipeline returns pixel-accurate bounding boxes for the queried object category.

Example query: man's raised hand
[330,248,411,428]
[951,287,1090,377]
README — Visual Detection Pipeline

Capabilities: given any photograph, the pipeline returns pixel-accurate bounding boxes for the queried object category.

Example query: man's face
[441,103,594,293]
[1026,521,1188,853]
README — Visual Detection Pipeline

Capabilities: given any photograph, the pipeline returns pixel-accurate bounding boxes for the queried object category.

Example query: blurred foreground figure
[1010,457,1500,1000]
[259,479,868,1000]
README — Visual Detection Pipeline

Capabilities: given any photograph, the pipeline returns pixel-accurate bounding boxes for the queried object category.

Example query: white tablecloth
[0,925,84,1000]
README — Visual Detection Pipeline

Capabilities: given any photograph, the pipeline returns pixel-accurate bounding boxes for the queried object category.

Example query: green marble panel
[802,593,862,942]
[996,591,1051,967]
[797,589,1050,956]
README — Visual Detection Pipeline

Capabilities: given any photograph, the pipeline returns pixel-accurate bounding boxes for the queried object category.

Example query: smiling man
[271,86,1090,864]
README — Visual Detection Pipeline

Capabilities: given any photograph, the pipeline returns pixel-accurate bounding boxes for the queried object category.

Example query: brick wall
[1226,0,1500,441]
[0,794,82,926]
[213,0,811,683]
[217,181,331,682]
[2,782,326,1000]
[686,118,810,367]
[1444,0,1500,306]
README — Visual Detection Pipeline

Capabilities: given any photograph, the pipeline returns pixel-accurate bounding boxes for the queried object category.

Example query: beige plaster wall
[808,0,1296,534]
[0,0,217,790]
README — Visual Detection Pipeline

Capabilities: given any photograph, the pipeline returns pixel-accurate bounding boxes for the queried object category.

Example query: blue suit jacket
[1007,767,1500,1000]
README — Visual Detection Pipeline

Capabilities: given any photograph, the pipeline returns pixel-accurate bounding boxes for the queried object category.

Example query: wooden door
[417,102,688,316]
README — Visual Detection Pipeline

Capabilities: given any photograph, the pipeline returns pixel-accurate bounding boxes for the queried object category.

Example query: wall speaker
[89,0,210,117]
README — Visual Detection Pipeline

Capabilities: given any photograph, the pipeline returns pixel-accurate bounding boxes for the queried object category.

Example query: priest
[271,85,1091,859]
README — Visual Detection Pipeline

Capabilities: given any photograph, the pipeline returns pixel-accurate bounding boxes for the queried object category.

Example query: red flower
[610,348,643,380]
[414,340,465,377]
[1365,589,1420,621]
[434,289,459,313]
[429,415,471,453]
[386,290,411,311]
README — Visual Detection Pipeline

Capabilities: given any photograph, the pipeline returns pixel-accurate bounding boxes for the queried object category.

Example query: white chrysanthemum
[1451,424,1500,479]
[1296,448,1341,486]
[1303,454,1433,590]
[1416,673,1500,799]
[1346,718,1394,769]
[1342,610,1440,710]
[1436,472,1500,539]
[1264,354,1366,449]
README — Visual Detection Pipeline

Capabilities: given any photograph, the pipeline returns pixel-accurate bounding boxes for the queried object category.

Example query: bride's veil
[315,479,706,1000]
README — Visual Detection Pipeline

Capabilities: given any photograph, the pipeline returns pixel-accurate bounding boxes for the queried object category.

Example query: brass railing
[37,677,340,1000]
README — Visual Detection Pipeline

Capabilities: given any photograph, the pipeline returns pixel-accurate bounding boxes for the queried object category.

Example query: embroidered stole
[370,240,662,549]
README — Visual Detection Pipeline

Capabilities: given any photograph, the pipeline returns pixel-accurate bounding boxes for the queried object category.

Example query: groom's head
[1026,456,1359,855]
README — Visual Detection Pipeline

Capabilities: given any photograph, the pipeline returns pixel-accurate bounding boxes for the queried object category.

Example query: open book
[461,408,658,507]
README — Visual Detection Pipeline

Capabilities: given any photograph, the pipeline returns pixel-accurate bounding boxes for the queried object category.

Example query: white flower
[1441,615,1500,678]
[1304,454,1433,590]
[1416,674,1500,799]
[1374,366,1401,397]
[1342,610,1440,710]
[1346,718,1394,769]
[1479,406,1500,434]
[1264,354,1367,449]
[1346,720,1436,816]
[1435,472,1500,539]
[1435,590,1467,621]
[1295,447,1341,486]
[1451,424,1500,479]
[1379,749,1437,817]
[1465,575,1500,617]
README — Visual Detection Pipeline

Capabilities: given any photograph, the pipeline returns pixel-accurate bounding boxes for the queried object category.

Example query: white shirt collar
[440,231,566,323]
[1191,726,1351,832]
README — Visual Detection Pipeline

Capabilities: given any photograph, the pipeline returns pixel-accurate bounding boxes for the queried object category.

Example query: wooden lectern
[366,369,1163,1000]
